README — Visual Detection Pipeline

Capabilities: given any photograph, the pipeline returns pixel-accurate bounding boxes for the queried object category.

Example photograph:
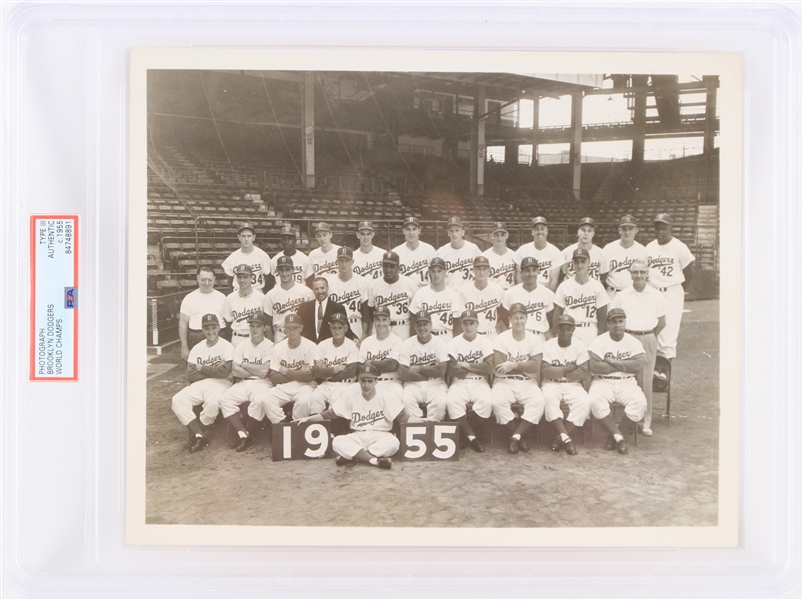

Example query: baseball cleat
[377,457,393,470]
[335,455,355,466]
[564,440,578,455]
[517,437,530,453]
[189,436,209,453]
[616,438,629,455]
[605,435,616,451]
[508,437,520,454]
[234,435,252,452]
[469,437,485,453]
[550,436,563,452]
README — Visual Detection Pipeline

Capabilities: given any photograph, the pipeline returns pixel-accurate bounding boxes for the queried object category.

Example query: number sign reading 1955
[397,422,460,461]
[271,421,333,462]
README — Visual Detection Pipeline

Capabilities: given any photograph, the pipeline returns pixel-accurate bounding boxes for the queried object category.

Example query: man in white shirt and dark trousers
[178,266,227,359]
[611,260,667,436]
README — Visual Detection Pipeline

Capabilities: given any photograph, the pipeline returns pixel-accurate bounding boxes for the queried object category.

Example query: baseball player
[308,221,341,279]
[588,308,647,455]
[446,310,495,452]
[217,313,274,452]
[352,220,386,280]
[481,221,517,290]
[435,216,481,290]
[561,217,609,283]
[612,259,667,436]
[171,313,233,453]
[646,213,695,360]
[367,251,419,340]
[398,310,450,421]
[541,314,592,456]
[492,302,545,454]
[295,364,422,470]
[265,313,318,421]
[263,256,315,343]
[553,249,609,346]
[221,264,266,348]
[458,256,504,339]
[271,224,313,287]
[513,216,566,292]
[301,313,361,416]
[178,266,227,360]
[409,257,465,339]
[359,306,404,403]
[221,222,272,292]
[393,216,435,287]
[500,256,555,343]
[602,215,647,301]
[325,246,371,340]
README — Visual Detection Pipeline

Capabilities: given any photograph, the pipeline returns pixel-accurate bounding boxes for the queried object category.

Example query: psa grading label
[30,216,78,381]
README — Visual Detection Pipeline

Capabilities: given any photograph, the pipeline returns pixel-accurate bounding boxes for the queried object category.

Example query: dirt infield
[144,300,719,528]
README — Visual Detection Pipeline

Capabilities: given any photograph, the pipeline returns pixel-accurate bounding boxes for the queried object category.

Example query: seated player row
[172,300,649,468]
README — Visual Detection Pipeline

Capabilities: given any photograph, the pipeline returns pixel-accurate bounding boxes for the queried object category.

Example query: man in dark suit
[297,276,358,344]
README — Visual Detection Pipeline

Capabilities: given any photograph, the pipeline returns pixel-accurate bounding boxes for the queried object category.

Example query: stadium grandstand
[146,70,719,352]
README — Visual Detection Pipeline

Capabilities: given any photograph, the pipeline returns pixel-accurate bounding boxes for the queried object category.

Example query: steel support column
[570,91,583,202]
[470,84,486,196]
[703,75,717,155]
[300,71,315,188]
[531,98,540,167]
[631,75,649,166]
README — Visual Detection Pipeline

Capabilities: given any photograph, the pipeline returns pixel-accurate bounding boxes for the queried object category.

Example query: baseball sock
[187,418,203,437]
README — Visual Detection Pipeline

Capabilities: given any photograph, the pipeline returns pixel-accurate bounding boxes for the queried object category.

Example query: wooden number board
[397,422,460,461]
[271,421,333,461]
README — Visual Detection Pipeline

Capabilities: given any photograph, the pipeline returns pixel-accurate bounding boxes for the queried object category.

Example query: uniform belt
[651,283,680,293]
[324,378,355,384]
[431,330,449,336]
[626,329,654,336]
[348,316,361,322]
[390,320,408,326]
[462,375,485,380]
[544,378,576,383]
[244,377,260,381]
[606,285,623,292]
[232,331,249,337]
[575,322,594,328]
[526,329,547,335]
[377,376,397,382]
[477,330,495,336]
[596,375,635,380]
[498,375,527,381]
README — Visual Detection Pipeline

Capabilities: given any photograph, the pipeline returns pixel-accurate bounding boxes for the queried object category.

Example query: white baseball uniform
[646,237,695,360]
[270,250,313,286]
[266,337,318,421]
[587,332,647,423]
[309,245,341,279]
[359,332,404,402]
[330,389,405,460]
[368,275,419,340]
[222,247,272,291]
[218,337,275,421]
[501,284,555,340]
[436,241,481,290]
[399,335,449,420]
[222,289,266,347]
[263,283,315,342]
[601,240,647,299]
[446,334,494,419]
[554,277,609,346]
[562,243,608,281]
[482,247,517,290]
[352,246,387,281]
[513,241,566,288]
[325,273,369,339]
[393,241,436,287]
[492,330,545,425]
[172,338,234,426]
[541,337,591,427]
[306,337,362,414]
[409,286,464,339]
[458,280,504,337]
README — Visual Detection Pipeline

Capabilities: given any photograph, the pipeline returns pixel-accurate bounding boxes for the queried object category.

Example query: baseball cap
[313,221,332,233]
[460,309,479,322]
[403,216,421,228]
[373,306,391,318]
[491,221,508,234]
[357,220,374,232]
[201,313,220,327]
[556,314,576,327]
[247,313,268,325]
[413,310,432,323]
[531,216,548,227]
[572,248,591,260]
[357,364,380,379]
[275,255,294,269]
[233,264,253,275]
[329,312,348,325]
[578,217,597,229]
[429,257,447,269]
[279,225,296,237]
[238,222,255,234]
[654,213,673,225]
[382,251,400,264]
[473,255,490,267]
[607,308,627,321]
[509,302,528,315]
[446,216,463,228]
[520,256,539,270]
[619,214,638,227]
[284,313,302,326]
[337,246,354,258]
